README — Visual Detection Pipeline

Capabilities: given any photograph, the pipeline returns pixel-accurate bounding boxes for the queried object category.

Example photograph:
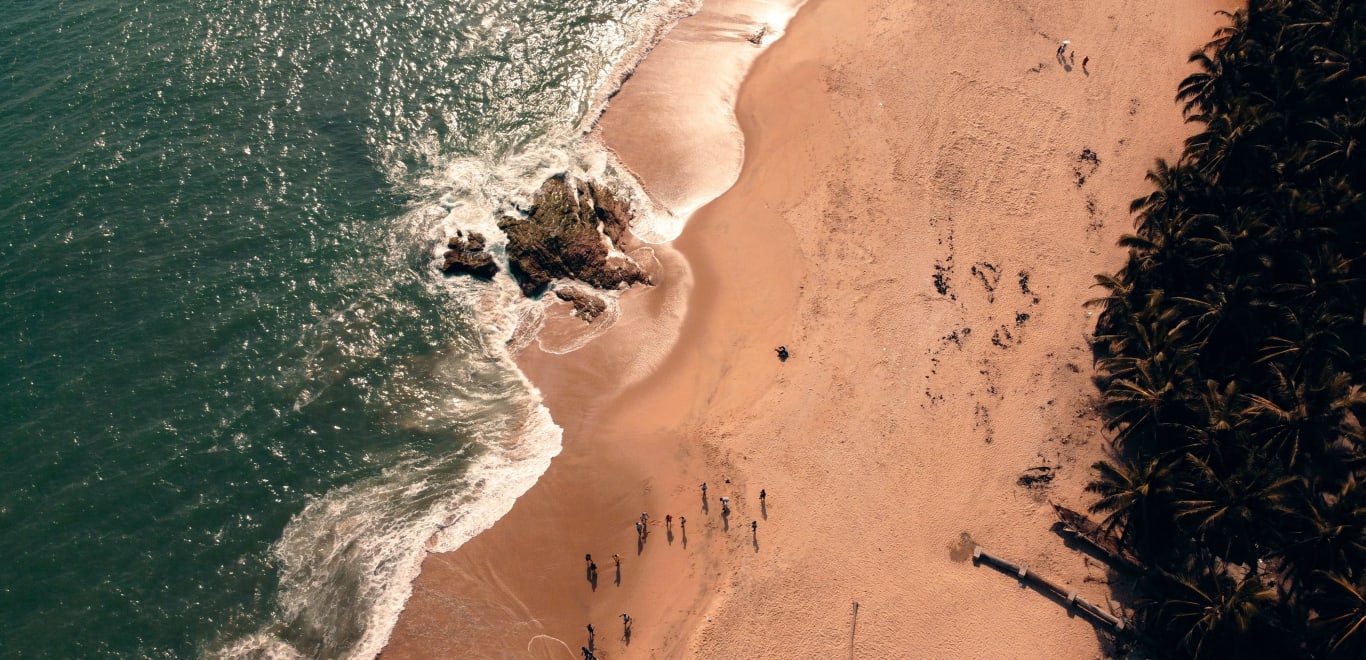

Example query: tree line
[1085,1,1364,657]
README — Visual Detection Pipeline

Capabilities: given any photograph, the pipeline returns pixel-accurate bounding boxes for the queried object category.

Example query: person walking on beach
[613,553,621,568]
[636,521,643,539]
[585,553,592,564]
[665,514,673,530]
[621,613,632,633]
[587,623,594,642]
[752,520,758,533]
[720,496,731,516]
[679,516,686,530]
[640,512,649,527]
[701,482,707,496]
[759,489,766,503]
[1057,40,1069,58]
[775,345,789,361]
[589,561,597,577]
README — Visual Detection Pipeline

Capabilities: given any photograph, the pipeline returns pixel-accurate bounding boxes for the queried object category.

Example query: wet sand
[382,0,1235,657]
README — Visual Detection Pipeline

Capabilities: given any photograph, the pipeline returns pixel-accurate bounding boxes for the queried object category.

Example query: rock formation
[497,175,651,297]
[440,231,499,279]
[440,175,651,308]
[554,287,608,322]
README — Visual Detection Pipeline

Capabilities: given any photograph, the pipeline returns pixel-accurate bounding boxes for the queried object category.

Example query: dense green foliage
[1086,2,1365,657]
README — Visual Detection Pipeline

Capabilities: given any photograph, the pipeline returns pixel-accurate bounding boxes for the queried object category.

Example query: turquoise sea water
[0,0,678,656]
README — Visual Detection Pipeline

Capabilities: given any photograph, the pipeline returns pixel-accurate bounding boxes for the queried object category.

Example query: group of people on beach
[1056,40,1089,71]
[581,482,769,652]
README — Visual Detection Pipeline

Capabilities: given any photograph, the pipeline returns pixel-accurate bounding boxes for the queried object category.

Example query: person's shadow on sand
[681,528,688,549]
[589,569,598,591]
[1056,52,1074,73]
[666,528,674,545]
[761,500,767,520]
[614,565,621,587]
[753,531,760,553]
[701,493,709,514]
[722,514,730,532]
[637,535,644,554]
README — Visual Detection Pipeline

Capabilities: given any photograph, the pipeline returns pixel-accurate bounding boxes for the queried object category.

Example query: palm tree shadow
[1048,522,1143,578]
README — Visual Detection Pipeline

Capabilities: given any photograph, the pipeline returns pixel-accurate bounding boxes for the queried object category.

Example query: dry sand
[382,0,1237,658]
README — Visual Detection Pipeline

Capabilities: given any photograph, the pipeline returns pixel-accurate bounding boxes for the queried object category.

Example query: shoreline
[379,1,807,656]
[382,0,1237,657]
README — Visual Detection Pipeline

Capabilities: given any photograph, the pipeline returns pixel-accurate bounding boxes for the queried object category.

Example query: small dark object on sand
[776,345,789,361]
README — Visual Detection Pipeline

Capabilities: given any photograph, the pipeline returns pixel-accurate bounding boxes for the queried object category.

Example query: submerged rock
[498,175,651,297]
[440,231,499,279]
[555,287,608,322]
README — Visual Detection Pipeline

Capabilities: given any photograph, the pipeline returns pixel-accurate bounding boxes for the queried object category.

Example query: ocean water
[0,0,689,656]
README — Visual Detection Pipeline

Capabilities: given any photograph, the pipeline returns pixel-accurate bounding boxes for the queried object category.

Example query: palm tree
[1098,304,1199,452]
[1102,367,1191,452]
[1244,365,1365,468]
[1086,456,1178,547]
[1086,270,1145,351]
[1302,115,1360,171]
[1255,304,1355,381]
[1184,110,1276,180]
[1177,49,1225,117]
[1156,566,1279,659]
[1128,159,1207,244]
[1281,476,1366,586]
[1173,453,1303,564]
[1088,2,1366,655]
[1309,570,1366,658]
[1177,379,1255,467]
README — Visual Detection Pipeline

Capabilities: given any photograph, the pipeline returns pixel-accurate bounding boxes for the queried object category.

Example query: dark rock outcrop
[498,175,651,297]
[440,231,499,279]
[582,179,634,247]
[555,288,608,322]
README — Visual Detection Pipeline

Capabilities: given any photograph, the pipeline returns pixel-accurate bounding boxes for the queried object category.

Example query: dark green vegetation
[1085,2,1365,658]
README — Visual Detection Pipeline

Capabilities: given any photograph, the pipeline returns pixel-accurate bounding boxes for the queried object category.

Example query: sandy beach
[382,0,1236,657]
